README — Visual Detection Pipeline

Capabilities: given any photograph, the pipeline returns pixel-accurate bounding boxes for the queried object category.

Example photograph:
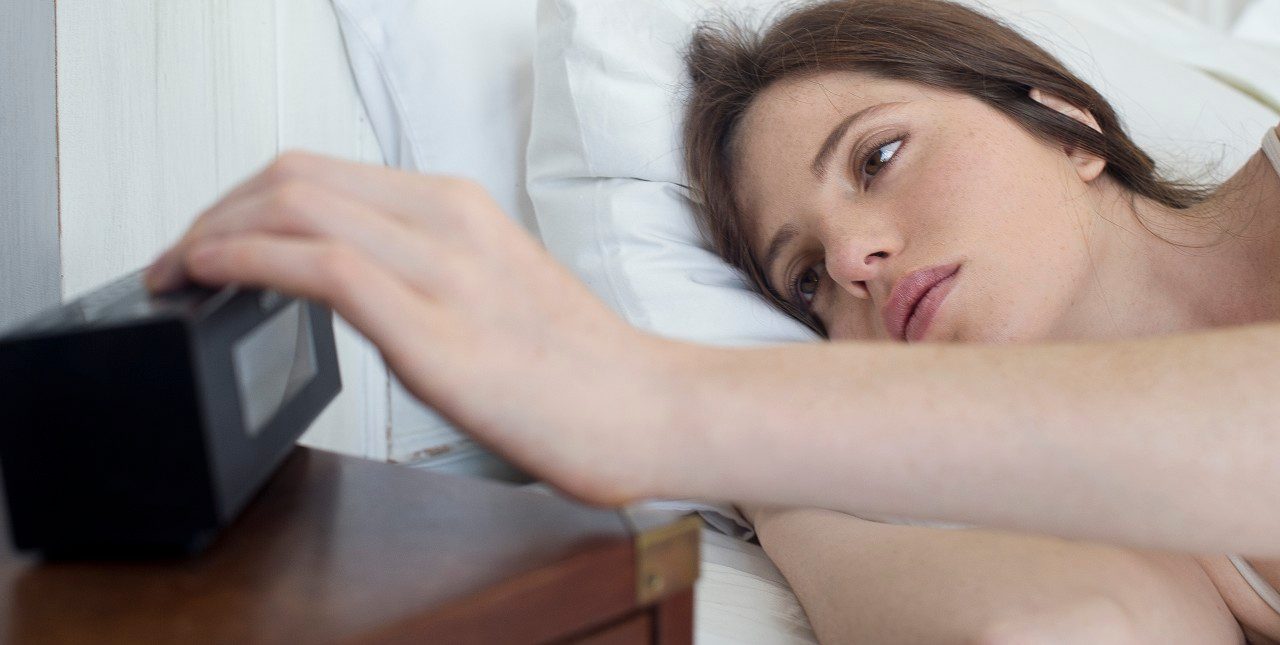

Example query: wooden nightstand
[0,448,699,643]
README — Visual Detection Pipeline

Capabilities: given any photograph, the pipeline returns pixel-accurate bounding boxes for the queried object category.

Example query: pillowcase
[526,0,1280,350]
[331,0,538,231]
[528,0,820,347]
[1059,0,1280,113]
[1234,0,1280,49]
[331,0,540,467]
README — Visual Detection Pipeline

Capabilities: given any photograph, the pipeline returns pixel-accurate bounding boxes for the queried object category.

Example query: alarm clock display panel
[231,300,319,437]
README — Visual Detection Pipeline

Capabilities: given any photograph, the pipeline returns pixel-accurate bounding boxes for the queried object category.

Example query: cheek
[910,129,1086,253]
[903,133,1095,342]
[824,300,881,341]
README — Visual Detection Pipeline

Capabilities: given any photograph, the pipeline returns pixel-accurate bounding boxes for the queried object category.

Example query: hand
[144,151,685,505]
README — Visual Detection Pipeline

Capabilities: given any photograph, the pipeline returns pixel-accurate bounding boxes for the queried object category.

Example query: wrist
[629,335,724,502]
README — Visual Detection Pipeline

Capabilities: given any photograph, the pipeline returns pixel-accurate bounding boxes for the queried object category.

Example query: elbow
[967,596,1140,645]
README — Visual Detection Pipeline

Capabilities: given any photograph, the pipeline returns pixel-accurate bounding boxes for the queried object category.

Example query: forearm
[660,322,1280,555]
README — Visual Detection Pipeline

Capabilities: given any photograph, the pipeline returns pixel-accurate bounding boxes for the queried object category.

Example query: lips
[882,263,961,342]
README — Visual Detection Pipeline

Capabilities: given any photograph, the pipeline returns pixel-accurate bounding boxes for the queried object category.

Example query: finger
[145,181,457,294]
[148,153,489,288]
[183,234,449,381]
[211,151,489,234]
[147,156,415,289]
[144,157,312,269]
[255,151,490,220]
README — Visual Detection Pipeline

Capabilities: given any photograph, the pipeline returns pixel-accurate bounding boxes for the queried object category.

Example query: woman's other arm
[746,507,1240,644]
[663,325,1280,555]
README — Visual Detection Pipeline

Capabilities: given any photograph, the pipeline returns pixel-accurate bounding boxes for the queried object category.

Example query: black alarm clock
[0,268,341,558]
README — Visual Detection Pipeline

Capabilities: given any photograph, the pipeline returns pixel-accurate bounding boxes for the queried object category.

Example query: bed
[11,0,1277,642]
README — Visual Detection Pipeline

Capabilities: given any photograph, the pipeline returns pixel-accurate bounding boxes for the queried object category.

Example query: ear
[1029,87,1106,183]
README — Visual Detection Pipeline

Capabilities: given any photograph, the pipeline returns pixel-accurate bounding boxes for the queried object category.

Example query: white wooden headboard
[0,0,1256,467]
[4,0,393,461]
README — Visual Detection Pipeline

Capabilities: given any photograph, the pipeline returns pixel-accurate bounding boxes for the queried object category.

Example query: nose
[823,228,900,300]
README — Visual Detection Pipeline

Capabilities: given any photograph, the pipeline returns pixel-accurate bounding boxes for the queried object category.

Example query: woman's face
[734,72,1109,343]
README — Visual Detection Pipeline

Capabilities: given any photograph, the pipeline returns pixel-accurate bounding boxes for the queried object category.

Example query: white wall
[1,0,59,332]
[53,0,389,458]
[3,0,501,471]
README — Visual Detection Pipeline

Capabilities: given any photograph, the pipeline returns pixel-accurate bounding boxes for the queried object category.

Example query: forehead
[739,71,942,133]
[733,72,966,245]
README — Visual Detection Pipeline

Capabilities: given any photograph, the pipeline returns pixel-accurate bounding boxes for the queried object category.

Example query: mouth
[883,263,961,342]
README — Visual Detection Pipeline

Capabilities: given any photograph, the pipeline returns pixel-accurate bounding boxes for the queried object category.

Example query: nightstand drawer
[574,613,651,644]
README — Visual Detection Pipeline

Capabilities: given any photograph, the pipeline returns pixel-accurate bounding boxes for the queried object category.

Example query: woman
[143,0,1280,640]
[681,1,1280,641]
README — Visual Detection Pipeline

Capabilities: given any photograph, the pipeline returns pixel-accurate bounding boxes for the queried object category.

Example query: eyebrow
[810,101,904,180]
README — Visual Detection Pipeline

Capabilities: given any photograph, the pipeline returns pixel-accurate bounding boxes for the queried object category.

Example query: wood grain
[0,448,659,644]
[652,588,695,645]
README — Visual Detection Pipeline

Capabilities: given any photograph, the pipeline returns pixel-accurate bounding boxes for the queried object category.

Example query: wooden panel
[0,0,60,332]
[211,0,278,194]
[0,448,639,644]
[275,0,390,458]
[58,2,188,300]
[53,0,384,459]
[152,0,220,265]
[573,613,653,644]
[652,588,694,645]
[56,0,277,299]
[359,534,637,644]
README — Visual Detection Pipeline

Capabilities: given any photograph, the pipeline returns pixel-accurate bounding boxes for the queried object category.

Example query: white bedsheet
[697,528,818,644]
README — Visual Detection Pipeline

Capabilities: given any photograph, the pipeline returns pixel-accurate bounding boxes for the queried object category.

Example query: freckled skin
[733,71,1280,642]
[734,72,1280,344]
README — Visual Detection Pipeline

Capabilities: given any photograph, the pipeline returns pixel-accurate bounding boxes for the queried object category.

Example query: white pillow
[526,0,1280,351]
[1059,0,1280,113]
[528,0,819,346]
[331,0,540,466]
[331,0,539,233]
[1234,0,1280,49]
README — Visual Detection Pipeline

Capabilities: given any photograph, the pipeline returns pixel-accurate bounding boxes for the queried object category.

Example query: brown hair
[682,0,1218,337]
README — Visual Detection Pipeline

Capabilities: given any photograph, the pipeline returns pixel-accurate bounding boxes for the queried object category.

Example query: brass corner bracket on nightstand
[630,513,702,605]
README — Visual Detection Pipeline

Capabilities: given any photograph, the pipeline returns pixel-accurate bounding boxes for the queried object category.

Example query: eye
[858,137,904,186]
[790,261,825,308]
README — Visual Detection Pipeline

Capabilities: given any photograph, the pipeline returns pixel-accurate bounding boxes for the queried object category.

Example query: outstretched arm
[661,325,1280,555]
[145,151,1280,557]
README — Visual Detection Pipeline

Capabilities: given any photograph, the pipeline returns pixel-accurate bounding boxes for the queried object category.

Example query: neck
[1054,146,1280,341]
